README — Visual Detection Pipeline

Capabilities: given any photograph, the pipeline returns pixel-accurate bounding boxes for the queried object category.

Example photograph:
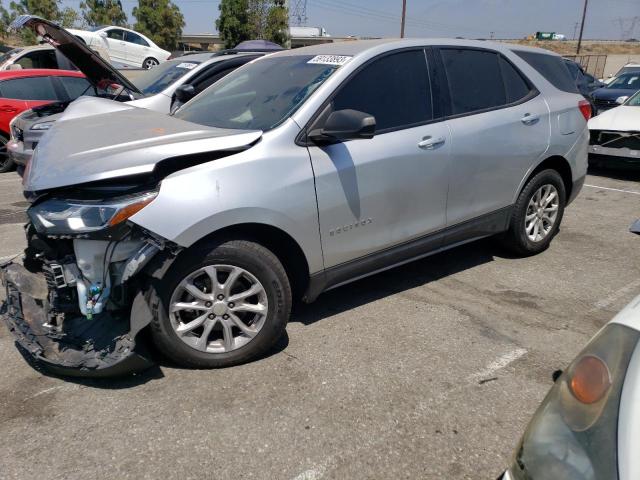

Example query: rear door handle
[521,113,539,125]
[0,105,17,113]
[418,136,446,150]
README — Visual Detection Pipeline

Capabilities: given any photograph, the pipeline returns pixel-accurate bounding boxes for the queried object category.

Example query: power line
[290,0,308,26]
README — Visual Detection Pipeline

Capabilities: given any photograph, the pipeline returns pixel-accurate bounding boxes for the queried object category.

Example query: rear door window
[15,49,58,69]
[515,51,579,93]
[332,49,433,132]
[60,76,94,99]
[125,31,149,47]
[499,56,533,103]
[0,77,59,101]
[440,48,506,115]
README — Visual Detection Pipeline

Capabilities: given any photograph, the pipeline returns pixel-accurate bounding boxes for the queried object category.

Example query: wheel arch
[516,155,573,203]
[186,223,311,301]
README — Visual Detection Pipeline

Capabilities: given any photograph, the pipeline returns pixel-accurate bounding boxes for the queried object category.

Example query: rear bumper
[0,262,153,378]
[7,139,33,167]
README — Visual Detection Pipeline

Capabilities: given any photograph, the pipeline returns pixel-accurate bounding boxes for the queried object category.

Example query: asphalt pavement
[1,167,639,479]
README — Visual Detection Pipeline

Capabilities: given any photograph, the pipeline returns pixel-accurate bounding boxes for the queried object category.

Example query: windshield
[134,59,202,95]
[175,55,344,131]
[626,90,640,106]
[607,72,640,90]
[0,48,22,65]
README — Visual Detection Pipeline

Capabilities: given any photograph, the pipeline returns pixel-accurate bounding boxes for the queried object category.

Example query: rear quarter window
[515,51,579,93]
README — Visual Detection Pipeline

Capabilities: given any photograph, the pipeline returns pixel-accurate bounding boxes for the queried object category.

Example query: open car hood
[23,98,262,193]
[10,15,141,94]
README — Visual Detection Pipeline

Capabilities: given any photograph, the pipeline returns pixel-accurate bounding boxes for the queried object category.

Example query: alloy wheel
[143,58,159,69]
[525,184,559,242]
[169,264,269,354]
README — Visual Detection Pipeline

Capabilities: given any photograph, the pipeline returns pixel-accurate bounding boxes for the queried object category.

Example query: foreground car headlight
[31,121,54,131]
[506,324,639,480]
[28,191,157,235]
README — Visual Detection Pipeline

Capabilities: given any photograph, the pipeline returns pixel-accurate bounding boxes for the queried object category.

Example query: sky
[54,0,640,40]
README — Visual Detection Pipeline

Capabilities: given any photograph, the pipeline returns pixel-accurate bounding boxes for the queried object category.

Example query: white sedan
[588,90,640,167]
[68,25,170,69]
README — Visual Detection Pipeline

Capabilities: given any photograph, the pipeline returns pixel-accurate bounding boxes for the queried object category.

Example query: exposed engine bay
[0,184,180,377]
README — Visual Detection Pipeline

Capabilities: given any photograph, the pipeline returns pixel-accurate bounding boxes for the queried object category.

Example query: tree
[80,0,127,27]
[0,4,13,39]
[217,0,289,49]
[132,0,185,50]
[264,0,288,46]
[9,0,78,42]
[216,0,250,49]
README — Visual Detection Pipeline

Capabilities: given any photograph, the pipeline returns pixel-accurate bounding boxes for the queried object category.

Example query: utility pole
[576,0,588,54]
[572,21,579,40]
[400,0,407,38]
[490,31,495,40]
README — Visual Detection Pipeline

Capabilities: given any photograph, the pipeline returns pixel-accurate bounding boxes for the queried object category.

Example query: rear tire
[149,240,292,368]
[142,57,159,69]
[0,134,14,173]
[501,169,566,256]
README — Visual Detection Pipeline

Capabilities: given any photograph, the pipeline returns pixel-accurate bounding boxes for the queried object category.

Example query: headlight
[28,191,157,235]
[616,96,629,104]
[31,121,54,131]
[507,324,639,480]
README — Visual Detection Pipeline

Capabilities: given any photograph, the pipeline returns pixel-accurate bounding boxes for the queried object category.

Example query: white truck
[289,26,329,37]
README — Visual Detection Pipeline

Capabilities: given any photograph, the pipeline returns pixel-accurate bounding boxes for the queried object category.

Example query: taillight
[578,99,592,121]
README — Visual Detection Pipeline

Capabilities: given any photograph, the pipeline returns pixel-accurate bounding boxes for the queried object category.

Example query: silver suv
[1,37,590,376]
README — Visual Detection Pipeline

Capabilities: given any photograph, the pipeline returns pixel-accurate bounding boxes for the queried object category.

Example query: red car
[0,69,92,172]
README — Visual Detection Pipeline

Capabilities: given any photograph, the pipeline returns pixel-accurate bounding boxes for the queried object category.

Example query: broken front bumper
[0,262,154,378]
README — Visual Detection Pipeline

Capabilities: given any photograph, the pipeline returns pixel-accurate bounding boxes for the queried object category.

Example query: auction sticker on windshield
[177,62,198,69]
[307,55,352,66]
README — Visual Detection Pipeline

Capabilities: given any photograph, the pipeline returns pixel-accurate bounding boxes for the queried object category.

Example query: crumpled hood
[589,106,640,132]
[23,99,262,193]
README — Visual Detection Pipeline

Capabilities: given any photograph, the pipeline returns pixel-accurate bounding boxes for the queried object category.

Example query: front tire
[142,57,159,69]
[0,134,14,173]
[502,169,566,256]
[150,240,292,368]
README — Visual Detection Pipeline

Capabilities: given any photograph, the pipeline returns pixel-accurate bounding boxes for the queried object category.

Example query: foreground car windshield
[175,55,341,131]
[134,58,202,95]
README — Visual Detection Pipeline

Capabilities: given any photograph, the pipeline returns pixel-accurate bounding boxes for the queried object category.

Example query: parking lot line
[469,348,528,381]
[584,184,640,196]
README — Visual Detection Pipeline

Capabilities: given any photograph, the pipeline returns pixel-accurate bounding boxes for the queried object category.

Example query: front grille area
[591,130,640,150]
[594,98,618,110]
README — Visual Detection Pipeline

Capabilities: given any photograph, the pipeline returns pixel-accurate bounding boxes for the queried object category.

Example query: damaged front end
[1,185,177,377]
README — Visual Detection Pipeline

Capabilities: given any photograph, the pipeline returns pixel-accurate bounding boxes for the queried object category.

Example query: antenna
[290,0,308,26]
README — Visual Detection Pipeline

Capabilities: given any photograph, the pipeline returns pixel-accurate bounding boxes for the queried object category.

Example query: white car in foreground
[588,90,640,167]
[69,25,170,69]
[502,220,640,479]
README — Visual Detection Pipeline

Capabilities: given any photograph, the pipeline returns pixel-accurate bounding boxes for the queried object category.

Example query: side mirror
[309,109,376,144]
[630,219,640,235]
[98,31,108,38]
[174,84,196,104]
[7,63,22,70]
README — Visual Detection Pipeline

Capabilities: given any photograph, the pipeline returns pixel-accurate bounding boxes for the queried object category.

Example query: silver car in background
[1,35,589,377]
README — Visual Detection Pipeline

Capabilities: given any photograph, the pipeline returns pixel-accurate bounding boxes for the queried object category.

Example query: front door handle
[0,105,17,113]
[418,136,446,150]
[521,113,539,125]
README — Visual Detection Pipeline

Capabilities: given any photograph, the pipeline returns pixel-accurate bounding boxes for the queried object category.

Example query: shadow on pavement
[588,164,640,182]
[292,237,506,327]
